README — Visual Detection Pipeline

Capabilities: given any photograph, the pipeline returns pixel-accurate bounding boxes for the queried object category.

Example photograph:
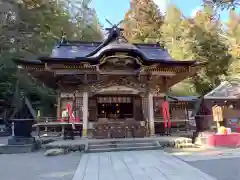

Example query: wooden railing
[35,117,59,122]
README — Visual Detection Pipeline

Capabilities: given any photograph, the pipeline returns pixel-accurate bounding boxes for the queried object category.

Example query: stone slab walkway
[72,150,216,180]
[172,148,240,162]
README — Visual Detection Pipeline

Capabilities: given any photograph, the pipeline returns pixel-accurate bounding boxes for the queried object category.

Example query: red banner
[162,100,171,128]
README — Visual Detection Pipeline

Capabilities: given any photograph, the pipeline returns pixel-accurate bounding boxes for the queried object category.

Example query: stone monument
[0,119,37,154]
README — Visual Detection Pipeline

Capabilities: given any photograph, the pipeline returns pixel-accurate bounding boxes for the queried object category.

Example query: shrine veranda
[14,26,206,138]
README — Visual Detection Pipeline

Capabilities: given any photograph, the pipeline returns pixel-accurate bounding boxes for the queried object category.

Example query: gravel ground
[0,151,81,180]
[189,158,240,180]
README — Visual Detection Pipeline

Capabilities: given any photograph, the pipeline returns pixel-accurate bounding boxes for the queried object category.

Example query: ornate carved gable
[99,55,141,71]
[90,75,145,95]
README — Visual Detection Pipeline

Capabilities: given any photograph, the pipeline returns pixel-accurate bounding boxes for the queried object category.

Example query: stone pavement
[171,148,240,162]
[189,158,240,180]
[0,151,81,180]
[72,150,216,180]
[167,148,240,180]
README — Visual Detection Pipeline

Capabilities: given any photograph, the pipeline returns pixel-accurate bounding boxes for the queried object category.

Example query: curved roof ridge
[86,25,127,57]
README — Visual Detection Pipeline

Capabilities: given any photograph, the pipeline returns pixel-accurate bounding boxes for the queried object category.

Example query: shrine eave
[13,58,43,65]
[48,45,199,65]
[13,57,203,67]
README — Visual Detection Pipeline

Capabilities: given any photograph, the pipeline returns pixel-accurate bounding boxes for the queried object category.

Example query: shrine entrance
[91,85,144,122]
[88,85,147,138]
[92,95,146,138]
[97,96,134,119]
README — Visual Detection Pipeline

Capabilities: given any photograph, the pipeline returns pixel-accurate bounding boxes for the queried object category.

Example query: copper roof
[204,80,240,99]
[14,25,199,65]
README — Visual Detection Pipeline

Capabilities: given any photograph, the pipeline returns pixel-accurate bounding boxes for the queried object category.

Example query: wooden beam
[54,70,96,75]
[150,71,176,76]
[98,70,139,75]
[167,66,203,87]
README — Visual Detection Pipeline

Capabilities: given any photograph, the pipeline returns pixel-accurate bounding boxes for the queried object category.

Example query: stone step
[0,144,36,154]
[88,139,157,145]
[88,142,157,149]
[88,145,161,153]
[0,131,11,137]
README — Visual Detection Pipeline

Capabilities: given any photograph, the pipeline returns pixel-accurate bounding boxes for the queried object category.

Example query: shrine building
[13,26,206,138]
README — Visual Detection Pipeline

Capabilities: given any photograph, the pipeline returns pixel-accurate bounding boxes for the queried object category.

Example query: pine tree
[0,0,103,114]
[123,0,163,43]
[204,0,239,10]
[225,10,240,76]
[190,5,231,94]
[161,5,195,60]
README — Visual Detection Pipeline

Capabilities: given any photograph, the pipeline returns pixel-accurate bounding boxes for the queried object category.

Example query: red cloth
[66,103,73,122]
[208,133,240,147]
[236,127,240,133]
[162,101,171,128]
[66,103,80,123]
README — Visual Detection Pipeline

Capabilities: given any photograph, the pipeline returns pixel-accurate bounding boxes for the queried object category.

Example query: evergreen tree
[190,6,231,94]
[0,0,103,115]
[204,0,240,10]
[161,4,231,95]
[123,0,163,43]
[225,10,240,76]
[161,5,195,60]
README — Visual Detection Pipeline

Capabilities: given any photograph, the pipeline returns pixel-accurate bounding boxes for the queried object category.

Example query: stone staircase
[87,139,161,153]
[42,136,197,153]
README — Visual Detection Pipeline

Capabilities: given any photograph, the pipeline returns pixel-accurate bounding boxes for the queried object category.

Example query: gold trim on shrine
[97,96,132,103]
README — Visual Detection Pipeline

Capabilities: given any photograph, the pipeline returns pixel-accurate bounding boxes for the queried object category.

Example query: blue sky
[90,0,232,28]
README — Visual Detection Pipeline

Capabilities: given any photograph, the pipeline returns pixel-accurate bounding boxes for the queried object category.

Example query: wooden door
[88,97,97,121]
[133,96,143,121]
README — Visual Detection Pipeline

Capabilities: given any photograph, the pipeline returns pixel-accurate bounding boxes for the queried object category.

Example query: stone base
[193,131,214,146]
[0,131,11,137]
[0,144,36,154]
[63,129,75,140]
[8,137,36,145]
[0,136,38,154]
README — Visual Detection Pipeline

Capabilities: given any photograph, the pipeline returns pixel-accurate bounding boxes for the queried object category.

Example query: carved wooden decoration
[99,56,141,71]
[90,75,143,95]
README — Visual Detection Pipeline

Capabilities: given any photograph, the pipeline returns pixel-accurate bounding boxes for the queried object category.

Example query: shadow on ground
[189,157,240,180]
[0,151,81,180]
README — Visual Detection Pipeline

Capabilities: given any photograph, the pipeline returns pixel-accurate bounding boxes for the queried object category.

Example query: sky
[90,0,232,28]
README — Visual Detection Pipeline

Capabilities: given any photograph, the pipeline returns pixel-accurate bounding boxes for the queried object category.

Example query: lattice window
[153,97,163,118]
[141,97,148,120]
[75,97,82,109]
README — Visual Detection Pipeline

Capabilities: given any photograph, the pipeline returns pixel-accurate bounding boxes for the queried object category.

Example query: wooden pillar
[82,91,88,137]
[57,95,61,118]
[148,93,155,136]
[141,95,149,133]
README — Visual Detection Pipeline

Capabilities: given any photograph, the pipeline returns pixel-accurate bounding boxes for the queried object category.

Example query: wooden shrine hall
[13,25,206,138]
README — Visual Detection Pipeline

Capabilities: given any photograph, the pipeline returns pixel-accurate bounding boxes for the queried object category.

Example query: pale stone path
[172,148,240,162]
[72,150,216,180]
